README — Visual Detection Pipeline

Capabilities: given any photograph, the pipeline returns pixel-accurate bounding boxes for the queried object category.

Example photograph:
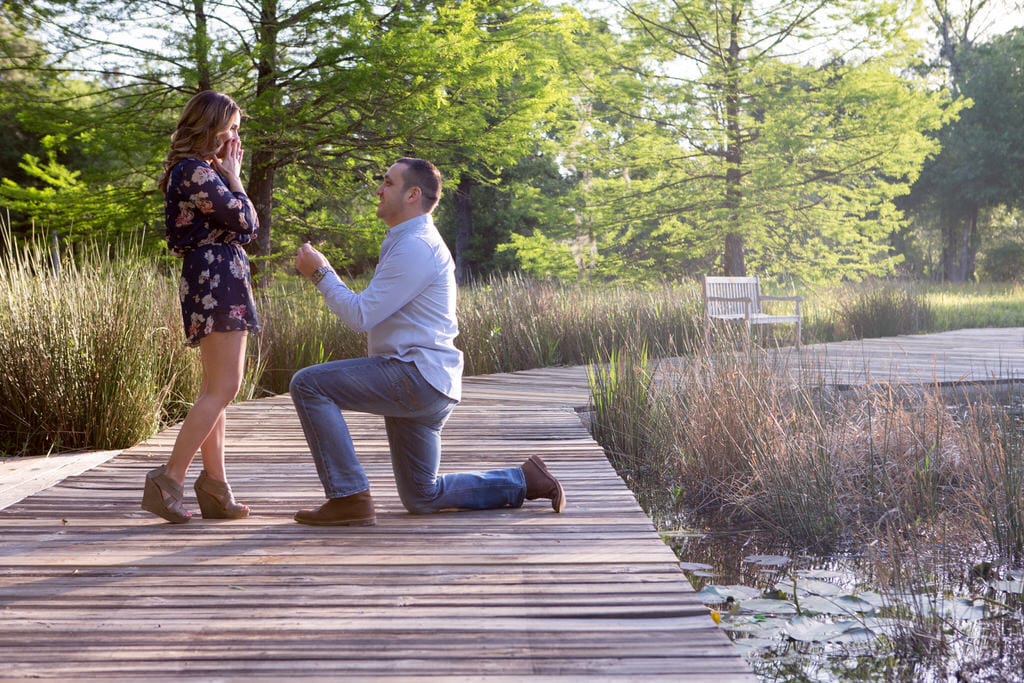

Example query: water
[666,531,1024,682]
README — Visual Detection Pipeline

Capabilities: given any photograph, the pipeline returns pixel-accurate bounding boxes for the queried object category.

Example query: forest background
[3,0,1024,287]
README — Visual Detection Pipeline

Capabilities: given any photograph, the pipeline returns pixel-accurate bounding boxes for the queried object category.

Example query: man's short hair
[396,157,442,212]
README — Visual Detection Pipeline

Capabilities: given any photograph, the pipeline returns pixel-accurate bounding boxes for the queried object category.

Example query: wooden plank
[0,450,122,509]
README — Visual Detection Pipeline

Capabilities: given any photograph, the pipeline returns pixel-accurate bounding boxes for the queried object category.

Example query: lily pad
[860,616,903,638]
[797,594,876,617]
[776,576,844,597]
[893,594,988,621]
[851,590,887,610]
[743,554,791,567]
[738,598,798,615]
[727,634,782,652]
[784,615,876,644]
[937,598,988,621]
[720,614,789,636]
[697,584,762,604]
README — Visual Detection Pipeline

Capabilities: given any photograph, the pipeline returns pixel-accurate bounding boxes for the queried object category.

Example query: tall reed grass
[253,277,367,395]
[3,214,1023,472]
[588,342,680,523]
[456,275,702,375]
[0,225,201,456]
[588,337,1024,562]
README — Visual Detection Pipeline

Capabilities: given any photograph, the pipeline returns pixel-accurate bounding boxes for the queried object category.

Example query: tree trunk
[722,6,746,277]
[247,148,275,258]
[940,211,963,282]
[245,0,280,261]
[724,233,746,276]
[964,205,979,281]
[191,0,211,92]
[453,176,477,285]
[940,205,979,282]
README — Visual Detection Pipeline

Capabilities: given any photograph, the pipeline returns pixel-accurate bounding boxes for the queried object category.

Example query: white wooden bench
[701,275,803,348]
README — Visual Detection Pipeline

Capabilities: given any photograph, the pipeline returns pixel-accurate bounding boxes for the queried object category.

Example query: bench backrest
[702,275,762,317]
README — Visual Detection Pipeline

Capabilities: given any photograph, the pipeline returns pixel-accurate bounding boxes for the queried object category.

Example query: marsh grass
[0,225,201,456]
[590,340,1024,678]
[3,215,1023,469]
[456,275,702,375]
[587,341,682,522]
[590,337,1024,562]
[833,282,932,339]
[923,282,1024,329]
[960,389,1024,559]
[253,277,367,395]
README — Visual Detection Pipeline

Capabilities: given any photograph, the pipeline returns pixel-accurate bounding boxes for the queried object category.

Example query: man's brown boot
[294,490,377,526]
[521,455,565,513]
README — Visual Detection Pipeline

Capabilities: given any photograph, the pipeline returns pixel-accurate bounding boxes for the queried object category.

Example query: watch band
[311,265,333,285]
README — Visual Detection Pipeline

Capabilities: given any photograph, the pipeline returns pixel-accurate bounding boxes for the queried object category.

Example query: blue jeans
[289,356,526,513]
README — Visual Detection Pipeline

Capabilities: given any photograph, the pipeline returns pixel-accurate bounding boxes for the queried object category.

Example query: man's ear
[406,186,422,204]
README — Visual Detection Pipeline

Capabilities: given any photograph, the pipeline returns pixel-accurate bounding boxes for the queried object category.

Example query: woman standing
[142,90,260,523]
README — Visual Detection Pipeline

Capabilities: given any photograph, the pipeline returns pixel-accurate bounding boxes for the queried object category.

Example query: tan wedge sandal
[194,470,250,519]
[141,465,192,523]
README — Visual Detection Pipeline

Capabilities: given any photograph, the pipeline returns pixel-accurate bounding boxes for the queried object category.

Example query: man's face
[375,162,410,227]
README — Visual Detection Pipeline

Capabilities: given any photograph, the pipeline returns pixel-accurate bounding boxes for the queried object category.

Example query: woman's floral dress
[165,158,260,346]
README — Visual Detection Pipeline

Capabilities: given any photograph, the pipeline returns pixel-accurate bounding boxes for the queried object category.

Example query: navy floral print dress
[165,158,260,346]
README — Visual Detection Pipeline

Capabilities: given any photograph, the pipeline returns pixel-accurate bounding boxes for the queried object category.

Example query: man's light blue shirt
[315,213,463,401]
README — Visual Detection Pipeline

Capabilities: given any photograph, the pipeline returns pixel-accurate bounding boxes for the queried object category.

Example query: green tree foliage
[905,27,1024,281]
[408,1,580,284]
[0,9,47,194]
[437,151,577,280]
[0,0,578,274]
[506,0,955,283]
[5,0,1011,285]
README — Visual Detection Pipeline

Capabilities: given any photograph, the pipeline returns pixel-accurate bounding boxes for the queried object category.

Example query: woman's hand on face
[211,138,246,193]
[214,138,243,179]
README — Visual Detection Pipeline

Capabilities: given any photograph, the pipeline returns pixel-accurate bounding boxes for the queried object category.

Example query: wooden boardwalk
[776,326,1024,387]
[0,366,754,681]
[2,327,1021,680]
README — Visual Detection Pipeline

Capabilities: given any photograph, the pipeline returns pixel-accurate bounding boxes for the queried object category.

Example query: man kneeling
[290,157,564,525]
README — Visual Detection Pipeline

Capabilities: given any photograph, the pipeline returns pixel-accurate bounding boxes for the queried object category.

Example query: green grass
[921,282,1024,329]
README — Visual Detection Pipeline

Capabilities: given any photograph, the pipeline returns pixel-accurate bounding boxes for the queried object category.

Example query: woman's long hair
[157,91,241,195]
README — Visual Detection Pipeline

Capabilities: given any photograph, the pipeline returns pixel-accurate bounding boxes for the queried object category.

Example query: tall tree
[0,9,47,197]
[541,0,955,282]
[407,1,579,284]
[907,26,1024,281]
[904,0,1023,281]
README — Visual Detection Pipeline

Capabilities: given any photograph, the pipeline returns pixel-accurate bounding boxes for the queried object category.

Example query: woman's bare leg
[199,411,227,481]
[164,331,247,485]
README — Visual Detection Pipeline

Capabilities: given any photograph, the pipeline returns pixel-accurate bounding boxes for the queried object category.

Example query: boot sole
[293,515,377,527]
[528,455,566,513]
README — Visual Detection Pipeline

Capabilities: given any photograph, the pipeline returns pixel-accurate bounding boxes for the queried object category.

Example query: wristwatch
[310,265,333,285]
